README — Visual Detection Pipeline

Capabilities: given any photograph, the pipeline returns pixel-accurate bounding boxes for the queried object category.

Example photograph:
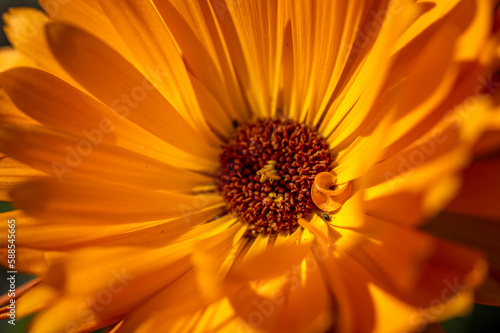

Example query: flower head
[0,0,499,332]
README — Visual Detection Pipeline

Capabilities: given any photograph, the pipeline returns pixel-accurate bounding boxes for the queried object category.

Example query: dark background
[1,2,41,333]
[0,1,499,332]
[0,0,40,46]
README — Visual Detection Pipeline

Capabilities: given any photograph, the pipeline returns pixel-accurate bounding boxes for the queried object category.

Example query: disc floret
[217,118,333,235]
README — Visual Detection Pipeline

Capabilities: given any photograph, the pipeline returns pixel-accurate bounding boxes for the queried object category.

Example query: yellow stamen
[256,160,282,183]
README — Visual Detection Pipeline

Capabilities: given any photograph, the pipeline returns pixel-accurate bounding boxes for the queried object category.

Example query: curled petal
[311,172,352,212]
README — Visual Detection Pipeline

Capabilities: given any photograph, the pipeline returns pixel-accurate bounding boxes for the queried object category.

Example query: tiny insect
[315,210,331,221]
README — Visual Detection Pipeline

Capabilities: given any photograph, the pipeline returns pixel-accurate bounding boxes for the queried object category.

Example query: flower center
[217,118,334,236]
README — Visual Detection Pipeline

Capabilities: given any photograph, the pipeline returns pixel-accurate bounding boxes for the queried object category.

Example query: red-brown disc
[217,118,333,236]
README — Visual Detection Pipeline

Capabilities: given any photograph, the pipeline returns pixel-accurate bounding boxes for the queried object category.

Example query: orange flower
[0,0,499,332]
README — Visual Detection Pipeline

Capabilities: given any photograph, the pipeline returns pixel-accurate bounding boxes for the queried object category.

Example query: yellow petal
[322,0,418,148]
[192,223,247,301]
[152,0,250,122]
[394,0,460,50]
[364,148,465,224]
[49,216,236,294]
[44,22,221,164]
[38,0,135,65]
[17,283,58,318]
[311,234,485,333]
[385,25,460,146]
[429,0,492,62]
[69,221,240,332]
[0,46,35,71]
[11,178,223,225]
[0,66,217,170]
[1,210,225,251]
[2,8,83,88]
[353,215,436,293]
[0,86,37,125]
[368,283,475,333]
[189,75,235,140]
[0,123,213,190]
[118,286,243,333]
[226,256,333,333]
[219,0,286,117]
[97,0,218,142]
[0,154,45,201]
[0,247,64,276]
[285,0,363,122]
[29,295,122,333]
[311,172,351,212]
[228,241,312,282]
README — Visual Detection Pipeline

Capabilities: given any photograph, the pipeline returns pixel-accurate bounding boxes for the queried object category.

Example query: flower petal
[37,0,135,64]
[114,272,217,333]
[385,25,460,146]
[215,0,286,118]
[0,66,217,170]
[97,0,217,141]
[0,46,34,71]
[285,0,364,122]
[2,8,83,87]
[321,0,417,148]
[43,220,240,332]
[227,260,333,333]
[352,215,437,293]
[394,0,462,52]
[44,22,221,163]
[17,283,58,318]
[10,178,223,225]
[0,87,37,124]
[0,246,63,276]
[311,234,485,333]
[151,0,250,122]
[364,147,466,225]
[0,154,45,201]
[228,241,313,282]
[396,0,492,62]
[0,208,224,251]
[0,123,213,190]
